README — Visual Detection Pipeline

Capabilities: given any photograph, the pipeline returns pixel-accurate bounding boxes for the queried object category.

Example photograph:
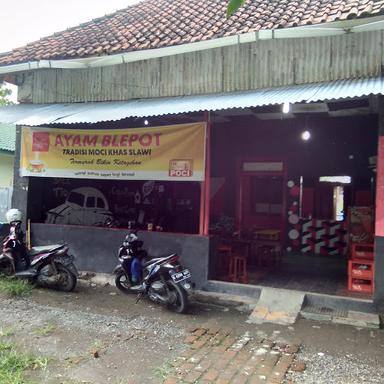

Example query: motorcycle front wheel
[115,270,134,294]
[55,264,77,292]
[166,280,188,314]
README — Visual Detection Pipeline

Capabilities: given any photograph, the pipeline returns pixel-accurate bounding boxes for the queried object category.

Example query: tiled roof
[0,124,15,152]
[1,0,384,66]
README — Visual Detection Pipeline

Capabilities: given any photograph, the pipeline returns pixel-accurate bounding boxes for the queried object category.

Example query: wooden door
[237,160,286,233]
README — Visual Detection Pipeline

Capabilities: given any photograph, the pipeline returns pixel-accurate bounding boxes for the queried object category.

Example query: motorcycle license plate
[170,269,191,283]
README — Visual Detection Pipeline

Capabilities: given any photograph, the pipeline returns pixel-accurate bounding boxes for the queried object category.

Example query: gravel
[288,348,384,384]
[0,296,184,346]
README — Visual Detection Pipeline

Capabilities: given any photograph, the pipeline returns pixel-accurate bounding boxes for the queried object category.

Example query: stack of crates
[348,243,374,294]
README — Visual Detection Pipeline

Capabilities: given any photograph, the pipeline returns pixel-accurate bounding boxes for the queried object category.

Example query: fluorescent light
[319,176,352,184]
[282,102,290,114]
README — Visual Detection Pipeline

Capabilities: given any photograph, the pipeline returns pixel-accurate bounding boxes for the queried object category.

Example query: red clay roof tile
[1,0,384,66]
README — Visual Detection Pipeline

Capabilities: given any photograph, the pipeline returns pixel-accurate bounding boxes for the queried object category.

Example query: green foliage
[0,277,33,297]
[0,83,13,106]
[227,0,246,16]
[0,328,15,337]
[0,316,48,383]
[154,362,173,379]
[0,341,47,384]
[0,341,48,384]
[33,323,56,337]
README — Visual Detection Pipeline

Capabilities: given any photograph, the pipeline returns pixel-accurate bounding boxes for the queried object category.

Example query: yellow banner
[21,123,206,181]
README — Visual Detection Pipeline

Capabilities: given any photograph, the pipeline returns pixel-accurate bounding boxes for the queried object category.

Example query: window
[67,191,85,206]
[314,176,350,221]
[97,198,105,209]
[250,176,283,215]
[334,186,345,221]
[86,196,95,208]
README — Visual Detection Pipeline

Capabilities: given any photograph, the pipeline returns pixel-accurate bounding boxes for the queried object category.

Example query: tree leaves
[227,0,246,17]
[0,83,13,106]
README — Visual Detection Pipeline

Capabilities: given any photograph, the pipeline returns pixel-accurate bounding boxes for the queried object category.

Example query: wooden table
[253,229,281,266]
[253,229,281,241]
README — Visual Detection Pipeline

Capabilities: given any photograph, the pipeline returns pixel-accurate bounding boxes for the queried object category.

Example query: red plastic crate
[348,259,374,280]
[351,243,374,260]
[348,276,373,294]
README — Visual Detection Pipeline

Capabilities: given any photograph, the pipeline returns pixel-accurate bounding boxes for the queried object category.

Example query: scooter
[113,231,192,313]
[0,209,78,292]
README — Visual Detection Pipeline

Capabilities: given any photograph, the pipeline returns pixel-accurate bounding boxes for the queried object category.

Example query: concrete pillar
[374,97,384,307]
[11,125,29,228]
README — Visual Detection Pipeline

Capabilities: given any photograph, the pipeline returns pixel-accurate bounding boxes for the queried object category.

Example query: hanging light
[301,130,311,141]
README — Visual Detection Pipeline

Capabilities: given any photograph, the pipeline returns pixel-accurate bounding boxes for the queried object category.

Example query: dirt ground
[0,280,383,384]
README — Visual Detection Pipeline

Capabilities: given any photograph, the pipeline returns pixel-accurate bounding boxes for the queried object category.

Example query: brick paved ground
[164,323,305,384]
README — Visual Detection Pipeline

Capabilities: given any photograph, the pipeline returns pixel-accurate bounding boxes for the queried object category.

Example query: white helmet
[126,232,138,243]
[6,208,22,223]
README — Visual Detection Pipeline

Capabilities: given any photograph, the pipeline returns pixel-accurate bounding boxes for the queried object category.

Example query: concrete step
[204,280,381,328]
[247,287,306,325]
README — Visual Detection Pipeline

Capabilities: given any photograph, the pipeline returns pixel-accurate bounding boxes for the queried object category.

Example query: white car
[45,187,114,227]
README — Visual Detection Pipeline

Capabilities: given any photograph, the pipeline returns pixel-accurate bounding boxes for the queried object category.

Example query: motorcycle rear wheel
[115,270,134,294]
[55,264,77,292]
[166,281,188,314]
[0,263,13,276]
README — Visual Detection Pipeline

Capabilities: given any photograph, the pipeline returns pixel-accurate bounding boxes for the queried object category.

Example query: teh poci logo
[169,159,193,177]
[32,132,50,152]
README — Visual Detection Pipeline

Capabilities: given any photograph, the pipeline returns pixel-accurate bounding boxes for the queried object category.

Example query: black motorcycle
[0,220,78,292]
[113,231,192,313]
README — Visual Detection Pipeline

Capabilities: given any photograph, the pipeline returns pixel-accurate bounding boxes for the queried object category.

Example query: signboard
[20,122,206,181]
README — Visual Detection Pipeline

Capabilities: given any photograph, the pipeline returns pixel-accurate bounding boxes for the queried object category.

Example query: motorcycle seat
[29,244,65,256]
[142,253,176,267]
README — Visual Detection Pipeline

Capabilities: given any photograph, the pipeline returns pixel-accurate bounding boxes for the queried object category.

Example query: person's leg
[130,257,142,284]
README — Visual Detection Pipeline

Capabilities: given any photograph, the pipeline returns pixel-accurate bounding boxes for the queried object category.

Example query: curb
[191,290,257,312]
[78,271,255,311]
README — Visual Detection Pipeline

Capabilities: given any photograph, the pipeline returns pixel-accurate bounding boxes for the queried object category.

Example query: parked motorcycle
[113,231,192,313]
[0,209,78,292]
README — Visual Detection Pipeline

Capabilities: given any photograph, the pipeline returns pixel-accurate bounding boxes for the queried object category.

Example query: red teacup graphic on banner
[28,131,50,173]
[32,132,50,152]
[169,159,193,177]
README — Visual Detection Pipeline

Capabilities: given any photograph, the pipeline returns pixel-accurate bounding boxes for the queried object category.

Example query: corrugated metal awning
[0,77,383,126]
[0,123,16,152]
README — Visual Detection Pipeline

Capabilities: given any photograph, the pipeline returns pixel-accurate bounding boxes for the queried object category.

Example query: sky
[0,0,140,102]
[0,0,141,53]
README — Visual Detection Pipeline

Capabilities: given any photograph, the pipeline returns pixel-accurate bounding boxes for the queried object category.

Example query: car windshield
[67,191,85,206]
[97,198,105,209]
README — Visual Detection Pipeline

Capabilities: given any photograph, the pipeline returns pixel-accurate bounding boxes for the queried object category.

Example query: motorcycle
[0,209,78,292]
[113,231,192,313]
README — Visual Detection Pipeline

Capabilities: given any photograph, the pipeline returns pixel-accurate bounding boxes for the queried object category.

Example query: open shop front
[3,77,384,301]
[19,120,211,288]
[208,98,378,299]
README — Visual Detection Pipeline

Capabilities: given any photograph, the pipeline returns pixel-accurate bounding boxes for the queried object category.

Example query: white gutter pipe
[1,15,384,75]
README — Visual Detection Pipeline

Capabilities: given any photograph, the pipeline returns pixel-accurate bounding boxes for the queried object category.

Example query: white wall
[0,152,14,187]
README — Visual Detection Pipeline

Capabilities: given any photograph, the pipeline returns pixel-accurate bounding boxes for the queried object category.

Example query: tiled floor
[216,252,372,300]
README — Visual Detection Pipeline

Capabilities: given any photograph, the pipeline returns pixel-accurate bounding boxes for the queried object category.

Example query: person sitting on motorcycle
[127,235,146,287]
[4,209,28,271]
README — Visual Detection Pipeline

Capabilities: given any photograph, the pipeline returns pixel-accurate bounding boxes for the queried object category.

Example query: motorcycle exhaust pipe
[148,292,169,304]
